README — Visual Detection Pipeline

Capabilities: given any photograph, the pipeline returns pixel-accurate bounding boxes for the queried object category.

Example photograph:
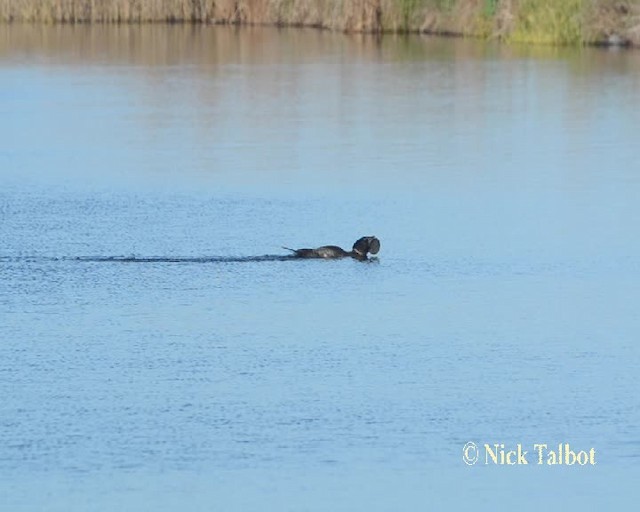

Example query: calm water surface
[1,25,639,510]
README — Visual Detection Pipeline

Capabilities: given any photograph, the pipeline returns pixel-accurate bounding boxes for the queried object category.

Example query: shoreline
[1,0,639,48]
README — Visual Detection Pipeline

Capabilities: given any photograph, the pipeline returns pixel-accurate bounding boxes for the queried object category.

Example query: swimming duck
[283,236,380,261]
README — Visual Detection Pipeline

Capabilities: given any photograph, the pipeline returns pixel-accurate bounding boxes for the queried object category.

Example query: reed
[1,0,638,46]
[508,0,584,45]
[0,0,219,23]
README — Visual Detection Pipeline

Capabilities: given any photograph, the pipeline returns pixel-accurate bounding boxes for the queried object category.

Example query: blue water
[1,25,639,510]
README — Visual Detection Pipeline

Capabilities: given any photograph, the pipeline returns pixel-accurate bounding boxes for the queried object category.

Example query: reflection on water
[1,24,640,512]
[2,24,640,196]
[3,23,640,70]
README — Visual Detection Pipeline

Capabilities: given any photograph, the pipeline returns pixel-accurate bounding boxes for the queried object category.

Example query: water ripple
[0,255,382,264]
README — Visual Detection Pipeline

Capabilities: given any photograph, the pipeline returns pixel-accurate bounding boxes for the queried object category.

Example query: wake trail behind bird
[0,255,297,264]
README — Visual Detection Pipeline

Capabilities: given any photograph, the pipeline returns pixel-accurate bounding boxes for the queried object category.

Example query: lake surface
[1,25,639,510]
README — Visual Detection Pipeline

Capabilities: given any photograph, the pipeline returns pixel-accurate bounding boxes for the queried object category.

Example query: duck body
[289,245,351,259]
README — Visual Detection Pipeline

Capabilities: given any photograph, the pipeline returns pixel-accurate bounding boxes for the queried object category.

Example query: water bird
[283,236,380,261]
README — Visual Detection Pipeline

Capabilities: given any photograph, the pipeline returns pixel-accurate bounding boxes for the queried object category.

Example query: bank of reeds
[1,0,639,47]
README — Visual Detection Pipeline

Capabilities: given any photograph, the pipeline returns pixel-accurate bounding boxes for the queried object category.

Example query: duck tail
[282,246,296,253]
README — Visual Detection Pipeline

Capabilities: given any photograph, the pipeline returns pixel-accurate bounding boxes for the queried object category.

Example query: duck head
[351,236,380,259]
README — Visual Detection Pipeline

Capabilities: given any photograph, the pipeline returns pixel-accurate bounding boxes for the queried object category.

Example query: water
[1,25,640,510]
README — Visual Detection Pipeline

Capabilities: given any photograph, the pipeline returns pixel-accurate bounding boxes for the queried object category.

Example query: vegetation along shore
[1,0,639,47]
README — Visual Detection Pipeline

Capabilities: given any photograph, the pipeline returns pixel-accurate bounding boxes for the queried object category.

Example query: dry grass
[1,0,638,46]
[582,0,640,46]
